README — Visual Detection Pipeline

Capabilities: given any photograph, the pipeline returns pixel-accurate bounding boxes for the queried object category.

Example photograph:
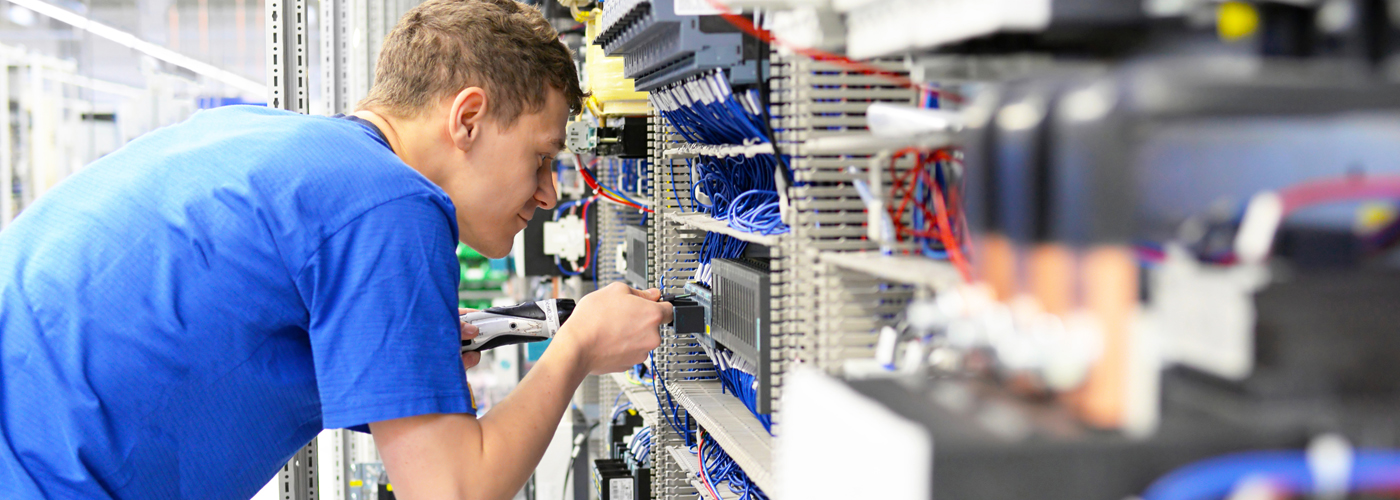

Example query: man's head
[358,0,585,258]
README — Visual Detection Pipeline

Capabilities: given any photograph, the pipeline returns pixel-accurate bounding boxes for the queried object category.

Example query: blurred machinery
[582,1,1400,500]
[266,0,1400,499]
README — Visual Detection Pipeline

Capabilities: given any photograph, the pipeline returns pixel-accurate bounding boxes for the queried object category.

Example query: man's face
[445,90,568,258]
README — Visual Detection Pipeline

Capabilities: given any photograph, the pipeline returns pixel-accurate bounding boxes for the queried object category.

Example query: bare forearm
[373,284,667,500]
[473,334,589,499]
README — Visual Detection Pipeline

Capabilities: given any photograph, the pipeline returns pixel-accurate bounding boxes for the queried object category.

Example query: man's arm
[369,283,671,500]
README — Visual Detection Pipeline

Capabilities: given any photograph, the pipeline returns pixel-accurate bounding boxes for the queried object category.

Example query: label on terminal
[610,477,634,500]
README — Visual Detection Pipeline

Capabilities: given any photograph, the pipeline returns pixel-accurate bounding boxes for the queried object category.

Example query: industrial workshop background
[7,0,1400,499]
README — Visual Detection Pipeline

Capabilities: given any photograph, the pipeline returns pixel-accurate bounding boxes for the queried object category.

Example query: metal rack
[627,51,925,500]
[767,55,919,439]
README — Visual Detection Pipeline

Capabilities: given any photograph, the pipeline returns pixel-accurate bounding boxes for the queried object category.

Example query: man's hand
[371,283,672,500]
[459,308,481,370]
[554,283,671,375]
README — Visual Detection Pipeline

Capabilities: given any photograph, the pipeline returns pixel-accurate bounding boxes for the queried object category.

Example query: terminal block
[624,225,649,287]
[595,0,760,91]
[711,257,772,413]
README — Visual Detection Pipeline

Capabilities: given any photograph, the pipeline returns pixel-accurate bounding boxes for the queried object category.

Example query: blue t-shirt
[0,106,474,499]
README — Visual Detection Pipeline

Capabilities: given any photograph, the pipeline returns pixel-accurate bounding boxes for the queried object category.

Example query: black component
[624,225,649,287]
[592,459,638,500]
[1272,226,1364,269]
[710,258,771,413]
[632,467,651,500]
[840,376,1337,500]
[522,205,598,277]
[609,411,644,460]
[1195,267,1400,399]
[963,61,1400,245]
[377,469,397,500]
[741,242,770,259]
[555,299,576,325]
[597,117,649,158]
[669,298,706,334]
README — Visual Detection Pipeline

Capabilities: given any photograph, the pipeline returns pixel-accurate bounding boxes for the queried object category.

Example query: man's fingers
[655,301,674,324]
[459,307,477,315]
[461,320,480,339]
[627,287,662,301]
[462,351,482,370]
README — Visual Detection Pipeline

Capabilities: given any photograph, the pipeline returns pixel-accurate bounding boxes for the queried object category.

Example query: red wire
[698,431,721,500]
[885,147,974,282]
[923,168,974,282]
[700,0,946,97]
[579,197,595,272]
[579,167,654,212]
[1278,174,1400,216]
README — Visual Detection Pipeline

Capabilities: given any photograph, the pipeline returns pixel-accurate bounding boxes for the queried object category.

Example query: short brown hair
[358,0,584,126]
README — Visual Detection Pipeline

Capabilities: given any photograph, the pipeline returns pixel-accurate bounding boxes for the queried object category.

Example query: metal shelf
[665,211,781,246]
[819,250,961,291]
[668,446,742,500]
[664,380,774,493]
[608,372,659,427]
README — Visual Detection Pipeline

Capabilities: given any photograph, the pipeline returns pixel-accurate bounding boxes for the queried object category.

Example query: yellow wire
[585,96,605,119]
[571,5,594,23]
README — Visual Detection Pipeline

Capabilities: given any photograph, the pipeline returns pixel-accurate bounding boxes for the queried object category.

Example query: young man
[0,0,669,498]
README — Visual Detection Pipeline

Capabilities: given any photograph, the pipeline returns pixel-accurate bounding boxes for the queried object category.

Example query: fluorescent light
[3,0,265,96]
[7,5,34,26]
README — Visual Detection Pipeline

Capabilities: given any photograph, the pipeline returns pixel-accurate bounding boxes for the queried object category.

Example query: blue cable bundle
[649,350,697,447]
[716,364,771,433]
[696,430,769,500]
[650,70,767,145]
[702,346,771,434]
[652,70,789,236]
[1143,449,1400,500]
[628,426,653,466]
[694,233,747,286]
[607,157,650,196]
[688,155,788,236]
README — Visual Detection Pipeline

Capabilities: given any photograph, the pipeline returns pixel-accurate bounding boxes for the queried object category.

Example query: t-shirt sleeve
[294,195,474,431]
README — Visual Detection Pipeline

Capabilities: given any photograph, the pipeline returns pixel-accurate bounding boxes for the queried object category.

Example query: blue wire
[1143,449,1400,500]
[655,71,789,236]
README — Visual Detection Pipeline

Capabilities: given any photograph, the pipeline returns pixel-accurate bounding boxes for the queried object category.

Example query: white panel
[777,367,931,500]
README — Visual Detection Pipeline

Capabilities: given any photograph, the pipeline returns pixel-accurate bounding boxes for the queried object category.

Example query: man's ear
[448,87,488,152]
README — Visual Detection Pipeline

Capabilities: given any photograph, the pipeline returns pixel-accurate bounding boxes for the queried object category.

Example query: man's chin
[471,243,510,259]
[476,238,514,259]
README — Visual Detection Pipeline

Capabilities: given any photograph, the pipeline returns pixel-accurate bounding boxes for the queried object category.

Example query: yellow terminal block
[584,13,649,117]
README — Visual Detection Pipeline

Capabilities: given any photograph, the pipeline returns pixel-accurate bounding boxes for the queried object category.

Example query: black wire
[561,420,602,500]
[755,39,794,189]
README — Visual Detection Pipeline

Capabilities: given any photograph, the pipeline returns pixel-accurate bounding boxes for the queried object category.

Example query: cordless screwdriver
[460,299,575,352]
[460,294,688,352]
